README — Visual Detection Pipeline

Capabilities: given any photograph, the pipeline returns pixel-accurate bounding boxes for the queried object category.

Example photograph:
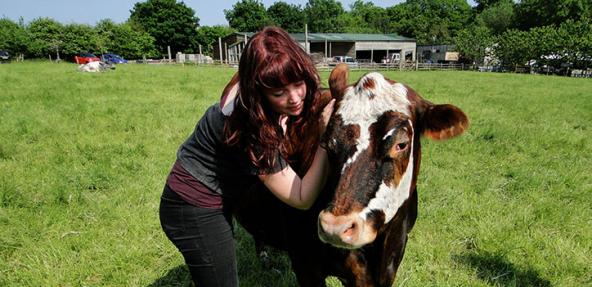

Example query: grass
[0,62,590,286]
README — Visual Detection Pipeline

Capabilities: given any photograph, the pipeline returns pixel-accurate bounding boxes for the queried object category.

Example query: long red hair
[224,26,324,174]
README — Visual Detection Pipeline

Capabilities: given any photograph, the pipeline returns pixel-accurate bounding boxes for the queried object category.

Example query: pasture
[0,62,590,286]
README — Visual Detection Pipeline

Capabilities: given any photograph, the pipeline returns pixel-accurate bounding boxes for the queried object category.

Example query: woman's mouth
[288,103,302,112]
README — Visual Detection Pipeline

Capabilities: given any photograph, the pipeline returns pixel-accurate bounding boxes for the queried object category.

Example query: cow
[231,64,469,287]
[78,61,114,72]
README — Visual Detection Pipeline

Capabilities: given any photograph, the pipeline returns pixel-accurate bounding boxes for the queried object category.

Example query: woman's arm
[259,146,329,210]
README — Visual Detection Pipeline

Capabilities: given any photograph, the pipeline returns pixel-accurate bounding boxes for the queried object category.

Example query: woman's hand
[320,99,336,136]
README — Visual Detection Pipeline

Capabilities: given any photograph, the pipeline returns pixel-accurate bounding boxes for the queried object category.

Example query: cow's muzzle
[318,210,377,249]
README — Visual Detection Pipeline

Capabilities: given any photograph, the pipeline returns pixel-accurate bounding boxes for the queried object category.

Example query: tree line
[1,0,590,69]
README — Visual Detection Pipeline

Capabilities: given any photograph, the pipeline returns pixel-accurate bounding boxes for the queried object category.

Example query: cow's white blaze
[336,72,410,172]
[360,121,414,222]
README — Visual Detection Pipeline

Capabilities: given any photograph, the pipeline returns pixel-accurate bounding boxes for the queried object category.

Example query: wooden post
[168,46,171,62]
[218,37,223,64]
[325,38,327,59]
[305,24,309,54]
[224,42,228,64]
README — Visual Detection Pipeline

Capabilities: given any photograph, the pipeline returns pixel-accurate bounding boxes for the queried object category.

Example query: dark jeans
[159,185,238,287]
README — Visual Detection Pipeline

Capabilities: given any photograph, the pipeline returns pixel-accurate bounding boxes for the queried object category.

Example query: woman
[159,26,335,286]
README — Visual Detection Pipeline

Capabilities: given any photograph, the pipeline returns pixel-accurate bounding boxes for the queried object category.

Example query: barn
[215,32,416,65]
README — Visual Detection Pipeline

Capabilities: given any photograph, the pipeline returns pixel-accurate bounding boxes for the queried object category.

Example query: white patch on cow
[337,72,410,172]
[360,121,414,223]
[382,128,396,140]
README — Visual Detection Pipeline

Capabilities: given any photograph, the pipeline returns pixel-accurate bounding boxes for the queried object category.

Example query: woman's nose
[288,90,301,104]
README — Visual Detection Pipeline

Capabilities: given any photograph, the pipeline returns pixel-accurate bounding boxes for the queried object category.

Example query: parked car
[74,53,100,64]
[330,56,358,67]
[101,53,128,64]
[0,50,9,62]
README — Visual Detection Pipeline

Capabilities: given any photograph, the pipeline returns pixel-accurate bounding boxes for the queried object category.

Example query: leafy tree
[557,20,592,68]
[474,0,506,12]
[454,25,494,64]
[60,23,100,58]
[349,0,388,33]
[304,0,345,32]
[129,0,200,54]
[0,18,30,58]
[267,2,305,33]
[96,19,158,59]
[224,0,272,32]
[386,0,472,44]
[475,0,515,35]
[495,29,534,66]
[196,25,236,56]
[514,0,592,31]
[27,17,64,59]
[336,13,376,33]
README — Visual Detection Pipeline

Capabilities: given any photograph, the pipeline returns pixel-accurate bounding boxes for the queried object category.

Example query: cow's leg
[289,249,327,287]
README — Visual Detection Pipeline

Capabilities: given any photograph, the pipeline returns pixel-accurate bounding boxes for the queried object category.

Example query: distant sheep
[78,61,115,72]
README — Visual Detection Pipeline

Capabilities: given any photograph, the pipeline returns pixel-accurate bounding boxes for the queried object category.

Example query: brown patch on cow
[345,252,371,286]
[329,64,350,101]
[423,104,469,140]
[363,78,375,90]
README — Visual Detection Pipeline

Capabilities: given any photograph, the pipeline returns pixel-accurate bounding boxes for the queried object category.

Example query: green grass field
[0,62,590,286]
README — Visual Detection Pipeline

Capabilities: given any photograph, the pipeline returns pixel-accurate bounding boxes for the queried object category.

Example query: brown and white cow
[232,64,468,287]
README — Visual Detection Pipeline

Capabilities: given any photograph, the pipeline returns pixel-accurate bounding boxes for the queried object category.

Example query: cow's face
[318,64,468,249]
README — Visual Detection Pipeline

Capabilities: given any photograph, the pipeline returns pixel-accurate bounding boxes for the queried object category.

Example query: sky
[0,0,457,27]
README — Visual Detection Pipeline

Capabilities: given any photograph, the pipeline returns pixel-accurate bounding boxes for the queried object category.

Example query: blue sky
[1,0,473,27]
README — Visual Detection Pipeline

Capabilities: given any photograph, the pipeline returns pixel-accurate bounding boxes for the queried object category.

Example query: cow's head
[318,64,469,249]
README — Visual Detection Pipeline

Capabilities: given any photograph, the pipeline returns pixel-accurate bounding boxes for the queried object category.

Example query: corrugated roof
[234,32,414,42]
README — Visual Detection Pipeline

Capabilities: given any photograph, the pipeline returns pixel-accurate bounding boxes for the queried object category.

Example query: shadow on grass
[455,252,551,287]
[147,265,192,287]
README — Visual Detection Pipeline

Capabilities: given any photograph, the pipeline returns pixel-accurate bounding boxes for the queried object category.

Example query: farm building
[416,44,459,63]
[214,32,416,64]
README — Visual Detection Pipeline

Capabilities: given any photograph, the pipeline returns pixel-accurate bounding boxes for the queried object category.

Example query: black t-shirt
[176,102,287,198]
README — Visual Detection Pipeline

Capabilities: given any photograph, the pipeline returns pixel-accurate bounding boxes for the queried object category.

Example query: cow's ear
[421,103,469,140]
[329,64,349,101]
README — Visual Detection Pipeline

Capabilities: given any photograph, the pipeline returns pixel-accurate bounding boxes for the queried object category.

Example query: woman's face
[264,81,307,116]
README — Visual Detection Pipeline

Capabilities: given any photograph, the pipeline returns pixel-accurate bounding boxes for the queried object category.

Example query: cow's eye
[396,142,408,152]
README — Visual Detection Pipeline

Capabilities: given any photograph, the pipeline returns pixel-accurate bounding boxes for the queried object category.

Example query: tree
[267,1,305,33]
[27,17,64,59]
[60,23,100,57]
[454,25,494,64]
[196,25,235,56]
[129,0,200,54]
[557,20,592,69]
[474,0,506,12]
[224,0,272,32]
[475,0,515,35]
[386,0,472,44]
[514,0,592,31]
[335,13,375,33]
[304,0,345,33]
[495,29,535,66]
[349,0,388,33]
[96,19,158,59]
[0,18,30,58]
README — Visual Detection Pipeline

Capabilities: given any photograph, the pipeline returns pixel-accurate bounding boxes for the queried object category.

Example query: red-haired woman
[159,26,335,286]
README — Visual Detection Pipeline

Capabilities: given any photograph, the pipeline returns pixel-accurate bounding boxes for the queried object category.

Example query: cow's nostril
[342,222,356,238]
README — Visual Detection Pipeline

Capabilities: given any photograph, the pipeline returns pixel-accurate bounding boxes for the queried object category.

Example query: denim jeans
[159,185,238,287]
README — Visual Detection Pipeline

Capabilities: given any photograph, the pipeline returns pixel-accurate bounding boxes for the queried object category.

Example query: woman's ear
[329,64,349,101]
